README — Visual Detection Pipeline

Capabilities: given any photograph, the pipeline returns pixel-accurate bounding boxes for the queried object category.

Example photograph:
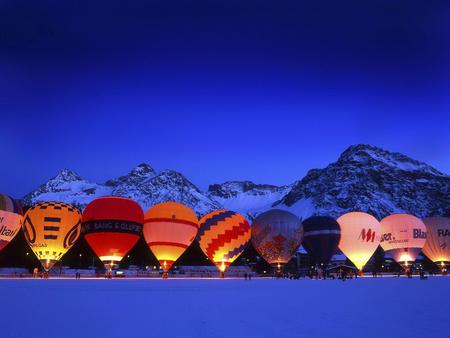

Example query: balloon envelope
[143,202,198,272]
[422,216,450,264]
[23,201,81,271]
[0,194,23,252]
[337,212,381,270]
[380,213,427,264]
[251,209,303,266]
[198,210,251,271]
[82,197,144,270]
[302,216,341,266]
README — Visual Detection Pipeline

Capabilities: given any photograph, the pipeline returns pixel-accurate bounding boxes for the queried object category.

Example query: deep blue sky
[1,0,449,197]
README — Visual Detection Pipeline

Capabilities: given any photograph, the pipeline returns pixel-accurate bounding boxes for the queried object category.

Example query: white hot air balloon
[380,213,427,266]
[337,212,381,271]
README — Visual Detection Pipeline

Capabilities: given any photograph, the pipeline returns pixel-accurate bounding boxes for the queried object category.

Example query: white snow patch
[278,197,316,220]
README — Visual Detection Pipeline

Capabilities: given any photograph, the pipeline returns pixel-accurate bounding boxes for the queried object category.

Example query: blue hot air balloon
[302,216,341,266]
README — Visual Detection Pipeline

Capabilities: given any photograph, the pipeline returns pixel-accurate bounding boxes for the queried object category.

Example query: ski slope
[1,277,447,338]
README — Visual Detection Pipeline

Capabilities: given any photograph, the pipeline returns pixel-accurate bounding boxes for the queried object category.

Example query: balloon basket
[162,272,169,279]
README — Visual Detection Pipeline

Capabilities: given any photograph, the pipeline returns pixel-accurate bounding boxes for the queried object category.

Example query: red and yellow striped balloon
[143,202,199,272]
[197,210,251,273]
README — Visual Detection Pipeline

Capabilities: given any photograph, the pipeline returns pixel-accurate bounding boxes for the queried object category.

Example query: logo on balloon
[63,221,81,249]
[22,216,37,244]
[381,233,393,242]
[438,229,450,237]
[358,228,376,242]
[413,228,427,239]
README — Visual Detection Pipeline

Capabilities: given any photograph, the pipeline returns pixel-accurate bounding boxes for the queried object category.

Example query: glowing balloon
[251,209,303,269]
[143,202,198,272]
[302,216,341,266]
[380,213,427,264]
[198,210,251,274]
[82,197,143,271]
[422,216,450,266]
[337,212,381,270]
[0,194,23,252]
[23,201,81,271]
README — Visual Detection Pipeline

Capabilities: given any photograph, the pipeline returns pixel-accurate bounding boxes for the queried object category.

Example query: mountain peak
[129,163,156,177]
[52,169,83,182]
[337,144,446,177]
[278,144,450,218]
[105,163,156,187]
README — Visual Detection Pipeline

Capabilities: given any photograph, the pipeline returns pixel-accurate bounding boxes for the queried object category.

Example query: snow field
[1,277,448,338]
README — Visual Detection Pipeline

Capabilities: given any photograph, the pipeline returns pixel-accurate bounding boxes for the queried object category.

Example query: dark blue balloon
[302,216,341,266]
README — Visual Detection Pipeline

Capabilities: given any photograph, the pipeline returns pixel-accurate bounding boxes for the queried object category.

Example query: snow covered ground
[1,277,448,338]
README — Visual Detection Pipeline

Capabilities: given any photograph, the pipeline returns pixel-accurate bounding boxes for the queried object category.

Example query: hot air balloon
[198,210,251,277]
[143,202,198,277]
[22,201,81,271]
[337,212,381,271]
[422,216,450,272]
[0,194,23,252]
[82,197,144,273]
[302,216,341,267]
[251,209,303,272]
[380,213,427,266]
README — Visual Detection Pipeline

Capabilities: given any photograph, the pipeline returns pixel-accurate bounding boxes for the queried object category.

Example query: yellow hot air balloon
[337,212,381,271]
[22,201,82,271]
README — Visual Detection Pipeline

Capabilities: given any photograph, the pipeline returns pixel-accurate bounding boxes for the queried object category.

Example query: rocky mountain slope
[274,144,450,219]
[22,145,449,219]
[23,164,221,216]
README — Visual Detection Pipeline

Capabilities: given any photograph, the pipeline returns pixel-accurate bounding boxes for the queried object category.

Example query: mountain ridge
[22,144,450,219]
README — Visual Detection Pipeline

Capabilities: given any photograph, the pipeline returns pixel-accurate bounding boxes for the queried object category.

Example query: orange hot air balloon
[0,194,23,252]
[82,197,144,272]
[380,213,427,265]
[22,201,82,271]
[197,210,251,276]
[422,217,450,268]
[143,202,199,274]
[337,212,381,271]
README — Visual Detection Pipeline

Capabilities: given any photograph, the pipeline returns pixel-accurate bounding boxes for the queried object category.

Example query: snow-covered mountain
[274,144,450,219]
[22,144,449,220]
[22,169,112,210]
[207,181,291,219]
[23,164,221,216]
